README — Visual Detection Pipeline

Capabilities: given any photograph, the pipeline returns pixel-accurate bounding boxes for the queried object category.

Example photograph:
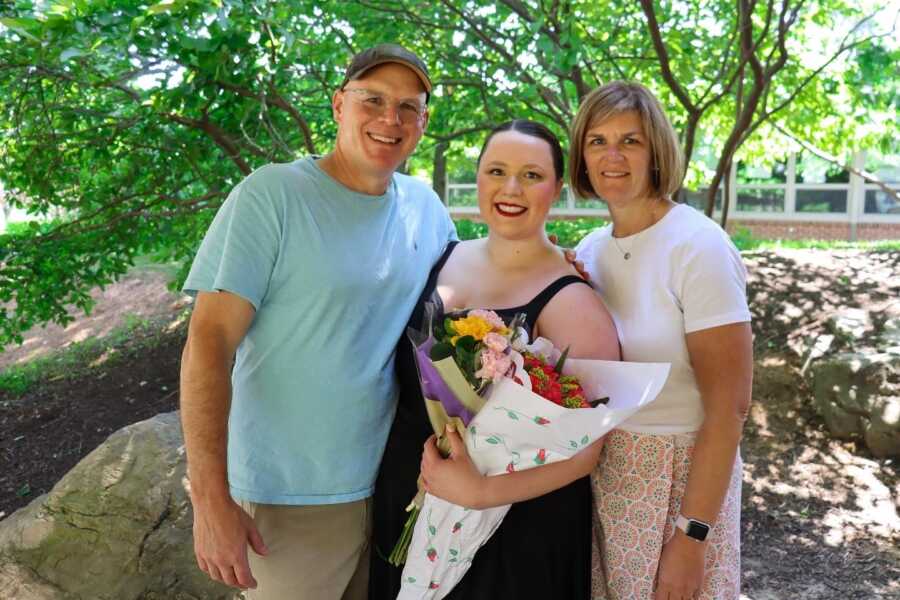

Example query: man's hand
[420,424,486,508]
[653,531,706,600]
[192,494,268,589]
[549,233,590,282]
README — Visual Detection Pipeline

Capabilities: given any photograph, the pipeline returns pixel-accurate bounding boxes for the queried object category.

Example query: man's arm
[180,290,266,590]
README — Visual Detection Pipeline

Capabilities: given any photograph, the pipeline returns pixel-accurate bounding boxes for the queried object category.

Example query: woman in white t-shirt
[570,82,753,600]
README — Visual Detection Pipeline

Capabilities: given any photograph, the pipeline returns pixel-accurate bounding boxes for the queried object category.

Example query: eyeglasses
[342,87,426,125]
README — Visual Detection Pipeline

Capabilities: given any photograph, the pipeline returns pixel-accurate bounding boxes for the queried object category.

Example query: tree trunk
[720,159,732,228]
[433,141,449,204]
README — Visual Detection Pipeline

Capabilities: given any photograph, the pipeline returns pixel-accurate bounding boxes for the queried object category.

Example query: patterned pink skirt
[590,429,742,600]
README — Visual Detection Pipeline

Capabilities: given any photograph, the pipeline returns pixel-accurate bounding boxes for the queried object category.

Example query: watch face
[686,520,710,541]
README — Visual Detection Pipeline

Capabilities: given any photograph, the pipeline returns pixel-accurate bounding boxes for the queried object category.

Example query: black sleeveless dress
[369,241,593,599]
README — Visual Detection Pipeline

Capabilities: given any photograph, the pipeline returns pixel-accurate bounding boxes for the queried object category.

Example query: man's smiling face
[332,62,428,184]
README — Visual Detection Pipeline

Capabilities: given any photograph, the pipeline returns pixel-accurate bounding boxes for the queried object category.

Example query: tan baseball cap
[341,43,433,101]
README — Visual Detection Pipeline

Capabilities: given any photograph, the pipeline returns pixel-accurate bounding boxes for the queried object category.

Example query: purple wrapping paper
[413,335,477,427]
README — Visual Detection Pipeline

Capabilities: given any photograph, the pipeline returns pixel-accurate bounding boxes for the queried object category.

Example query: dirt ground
[1,250,899,599]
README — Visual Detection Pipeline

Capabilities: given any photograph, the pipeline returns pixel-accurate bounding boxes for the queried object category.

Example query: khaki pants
[239,498,372,600]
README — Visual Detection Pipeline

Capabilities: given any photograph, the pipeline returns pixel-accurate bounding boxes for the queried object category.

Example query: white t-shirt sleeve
[676,227,751,334]
[575,230,603,280]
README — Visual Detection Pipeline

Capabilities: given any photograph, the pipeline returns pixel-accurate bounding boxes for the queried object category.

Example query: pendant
[624,252,631,260]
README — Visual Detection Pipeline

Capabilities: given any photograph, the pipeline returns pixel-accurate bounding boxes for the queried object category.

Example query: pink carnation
[483,332,509,353]
[469,309,506,331]
[475,349,513,383]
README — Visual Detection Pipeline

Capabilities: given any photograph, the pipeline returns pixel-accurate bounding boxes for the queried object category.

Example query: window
[681,188,722,211]
[736,188,784,212]
[865,189,900,214]
[796,189,847,213]
[796,152,849,183]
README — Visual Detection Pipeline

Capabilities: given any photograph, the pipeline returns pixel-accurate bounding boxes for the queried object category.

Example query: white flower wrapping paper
[397,359,671,599]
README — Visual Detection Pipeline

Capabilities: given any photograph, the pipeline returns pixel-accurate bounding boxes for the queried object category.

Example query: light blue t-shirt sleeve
[183,169,282,309]
[445,207,459,242]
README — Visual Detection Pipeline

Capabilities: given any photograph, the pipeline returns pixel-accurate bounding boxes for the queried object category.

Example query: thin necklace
[610,199,667,260]
[611,233,640,260]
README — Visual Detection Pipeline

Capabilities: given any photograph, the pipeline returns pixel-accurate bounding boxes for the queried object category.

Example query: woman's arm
[421,424,603,509]
[653,321,753,599]
[420,283,620,509]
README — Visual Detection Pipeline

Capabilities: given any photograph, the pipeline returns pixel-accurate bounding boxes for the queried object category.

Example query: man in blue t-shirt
[179,44,455,599]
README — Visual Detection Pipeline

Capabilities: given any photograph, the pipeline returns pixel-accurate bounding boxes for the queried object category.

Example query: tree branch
[774,123,900,203]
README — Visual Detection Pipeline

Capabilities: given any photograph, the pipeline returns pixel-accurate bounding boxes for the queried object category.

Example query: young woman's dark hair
[477,120,565,181]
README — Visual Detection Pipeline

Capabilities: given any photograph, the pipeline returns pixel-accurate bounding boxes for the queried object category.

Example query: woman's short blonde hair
[568,81,684,200]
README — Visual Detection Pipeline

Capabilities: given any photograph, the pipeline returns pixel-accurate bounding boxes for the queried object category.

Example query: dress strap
[425,240,459,291]
[519,275,591,329]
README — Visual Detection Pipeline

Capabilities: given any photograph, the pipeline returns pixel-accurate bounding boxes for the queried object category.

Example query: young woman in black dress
[370,120,619,599]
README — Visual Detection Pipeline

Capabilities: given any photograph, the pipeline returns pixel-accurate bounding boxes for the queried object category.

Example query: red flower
[534,448,547,464]
[427,548,437,562]
[533,416,550,425]
[429,582,440,590]
[452,522,462,533]
[506,461,516,473]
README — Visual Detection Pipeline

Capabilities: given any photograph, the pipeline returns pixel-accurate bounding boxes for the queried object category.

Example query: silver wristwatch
[675,514,711,542]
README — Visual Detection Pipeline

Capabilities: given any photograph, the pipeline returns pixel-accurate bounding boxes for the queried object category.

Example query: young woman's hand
[420,424,486,508]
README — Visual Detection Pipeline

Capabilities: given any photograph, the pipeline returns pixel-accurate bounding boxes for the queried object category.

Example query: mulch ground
[0,322,186,519]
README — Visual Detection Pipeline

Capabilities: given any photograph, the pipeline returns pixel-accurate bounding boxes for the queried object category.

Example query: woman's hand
[548,233,590,282]
[572,434,605,472]
[653,532,706,600]
[420,424,486,508]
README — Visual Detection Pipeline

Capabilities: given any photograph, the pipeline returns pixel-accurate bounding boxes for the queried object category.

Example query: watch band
[675,514,711,542]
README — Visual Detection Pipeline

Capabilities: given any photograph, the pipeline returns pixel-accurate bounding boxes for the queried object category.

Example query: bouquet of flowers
[392,302,670,599]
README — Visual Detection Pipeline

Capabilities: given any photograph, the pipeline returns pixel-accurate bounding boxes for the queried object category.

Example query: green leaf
[428,525,436,535]
[456,335,476,352]
[506,411,518,420]
[554,345,570,373]
[60,48,85,62]
[430,342,453,361]
[147,0,179,15]
[581,435,589,445]
[486,436,500,445]
[444,317,456,335]
[0,18,42,42]
[449,549,458,556]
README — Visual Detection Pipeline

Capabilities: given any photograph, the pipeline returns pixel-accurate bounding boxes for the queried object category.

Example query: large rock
[0,412,241,600]
[826,308,872,343]
[809,350,900,457]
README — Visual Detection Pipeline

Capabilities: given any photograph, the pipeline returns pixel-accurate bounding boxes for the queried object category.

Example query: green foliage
[545,219,608,249]
[454,218,608,248]
[0,0,896,345]
[0,312,179,397]
[456,219,899,253]
[729,227,765,251]
[751,238,900,251]
[729,226,900,251]
[454,219,487,241]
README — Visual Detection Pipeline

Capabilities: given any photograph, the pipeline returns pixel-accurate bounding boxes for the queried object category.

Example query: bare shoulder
[535,281,619,360]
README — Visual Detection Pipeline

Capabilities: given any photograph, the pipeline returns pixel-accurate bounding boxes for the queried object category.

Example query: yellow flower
[450,315,496,345]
